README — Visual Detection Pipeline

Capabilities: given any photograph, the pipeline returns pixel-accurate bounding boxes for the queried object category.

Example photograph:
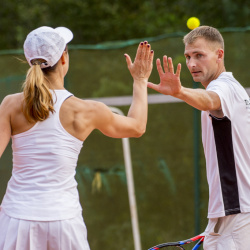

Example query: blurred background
[0,1,250,249]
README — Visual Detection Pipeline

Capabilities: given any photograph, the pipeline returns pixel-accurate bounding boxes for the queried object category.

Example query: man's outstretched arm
[147,56,221,111]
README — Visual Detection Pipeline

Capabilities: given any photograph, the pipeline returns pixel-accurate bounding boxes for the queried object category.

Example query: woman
[0,26,153,250]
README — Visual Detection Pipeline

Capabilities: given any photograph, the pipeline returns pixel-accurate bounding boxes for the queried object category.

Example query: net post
[109,106,142,250]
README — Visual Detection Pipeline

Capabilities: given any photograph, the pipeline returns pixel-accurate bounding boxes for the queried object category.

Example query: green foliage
[92,78,132,97]
[0,0,249,49]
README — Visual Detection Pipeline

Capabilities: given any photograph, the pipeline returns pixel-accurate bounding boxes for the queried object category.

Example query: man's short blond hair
[183,26,224,50]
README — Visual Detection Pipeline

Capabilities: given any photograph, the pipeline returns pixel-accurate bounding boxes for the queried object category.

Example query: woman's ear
[60,51,68,65]
[60,51,69,76]
[61,54,65,65]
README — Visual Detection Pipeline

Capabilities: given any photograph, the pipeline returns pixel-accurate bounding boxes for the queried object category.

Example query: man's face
[184,37,222,87]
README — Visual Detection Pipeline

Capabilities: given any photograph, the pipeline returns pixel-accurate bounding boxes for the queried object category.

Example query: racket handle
[192,237,204,250]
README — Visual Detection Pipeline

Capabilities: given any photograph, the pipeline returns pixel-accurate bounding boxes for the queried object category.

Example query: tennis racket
[148,234,205,250]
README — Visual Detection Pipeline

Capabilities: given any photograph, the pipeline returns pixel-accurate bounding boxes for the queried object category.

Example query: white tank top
[1,90,84,221]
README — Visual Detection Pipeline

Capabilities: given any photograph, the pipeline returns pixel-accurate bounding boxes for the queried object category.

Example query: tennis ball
[187,17,200,30]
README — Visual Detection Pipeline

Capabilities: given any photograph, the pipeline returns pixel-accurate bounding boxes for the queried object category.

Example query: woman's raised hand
[124,41,154,83]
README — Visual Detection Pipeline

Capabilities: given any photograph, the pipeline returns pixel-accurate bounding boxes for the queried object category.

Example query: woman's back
[1,90,83,221]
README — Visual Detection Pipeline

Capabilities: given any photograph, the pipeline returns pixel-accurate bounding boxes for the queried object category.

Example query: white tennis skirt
[0,210,90,250]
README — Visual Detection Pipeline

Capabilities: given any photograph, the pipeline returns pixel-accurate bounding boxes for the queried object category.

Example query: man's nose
[188,58,196,68]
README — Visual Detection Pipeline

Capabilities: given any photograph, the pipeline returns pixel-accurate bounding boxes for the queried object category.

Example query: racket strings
[161,244,196,249]
[155,247,184,249]
[148,235,204,250]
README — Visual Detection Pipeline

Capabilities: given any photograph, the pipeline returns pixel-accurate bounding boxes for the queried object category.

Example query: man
[148,26,250,249]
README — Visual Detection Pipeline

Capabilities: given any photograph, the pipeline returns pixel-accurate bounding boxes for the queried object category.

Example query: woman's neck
[45,71,65,90]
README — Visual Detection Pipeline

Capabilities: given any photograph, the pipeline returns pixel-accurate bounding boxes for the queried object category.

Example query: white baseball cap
[23,26,73,68]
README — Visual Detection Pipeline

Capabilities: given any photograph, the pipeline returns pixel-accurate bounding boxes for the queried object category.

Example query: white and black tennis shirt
[202,72,250,219]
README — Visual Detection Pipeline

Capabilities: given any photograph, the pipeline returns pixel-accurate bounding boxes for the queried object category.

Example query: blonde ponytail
[22,60,55,122]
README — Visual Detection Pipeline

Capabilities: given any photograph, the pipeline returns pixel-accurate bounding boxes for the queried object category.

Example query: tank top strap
[52,89,73,114]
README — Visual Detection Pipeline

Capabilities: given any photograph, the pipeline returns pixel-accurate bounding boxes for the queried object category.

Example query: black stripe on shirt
[210,115,241,216]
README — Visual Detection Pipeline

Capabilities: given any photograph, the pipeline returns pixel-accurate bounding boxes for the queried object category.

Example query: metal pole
[109,107,142,250]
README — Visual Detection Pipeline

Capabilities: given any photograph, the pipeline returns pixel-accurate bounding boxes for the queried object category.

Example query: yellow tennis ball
[187,17,200,30]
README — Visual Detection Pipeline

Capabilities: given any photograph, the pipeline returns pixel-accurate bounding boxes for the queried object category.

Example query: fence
[0,27,250,249]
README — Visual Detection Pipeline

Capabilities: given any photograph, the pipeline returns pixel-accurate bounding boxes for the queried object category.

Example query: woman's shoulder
[64,95,107,111]
[1,93,23,110]
[61,96,111,125]
[1,92,23,102]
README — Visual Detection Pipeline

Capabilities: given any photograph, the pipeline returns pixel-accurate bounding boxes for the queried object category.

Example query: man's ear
[217,49,224,62]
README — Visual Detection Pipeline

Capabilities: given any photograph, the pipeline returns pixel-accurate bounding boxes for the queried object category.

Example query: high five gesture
[125,41,154,83]
[147,56,182,96]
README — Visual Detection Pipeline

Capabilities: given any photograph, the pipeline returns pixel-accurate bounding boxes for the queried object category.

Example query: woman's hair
[22,59,57,123]
[183,26,224,50]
